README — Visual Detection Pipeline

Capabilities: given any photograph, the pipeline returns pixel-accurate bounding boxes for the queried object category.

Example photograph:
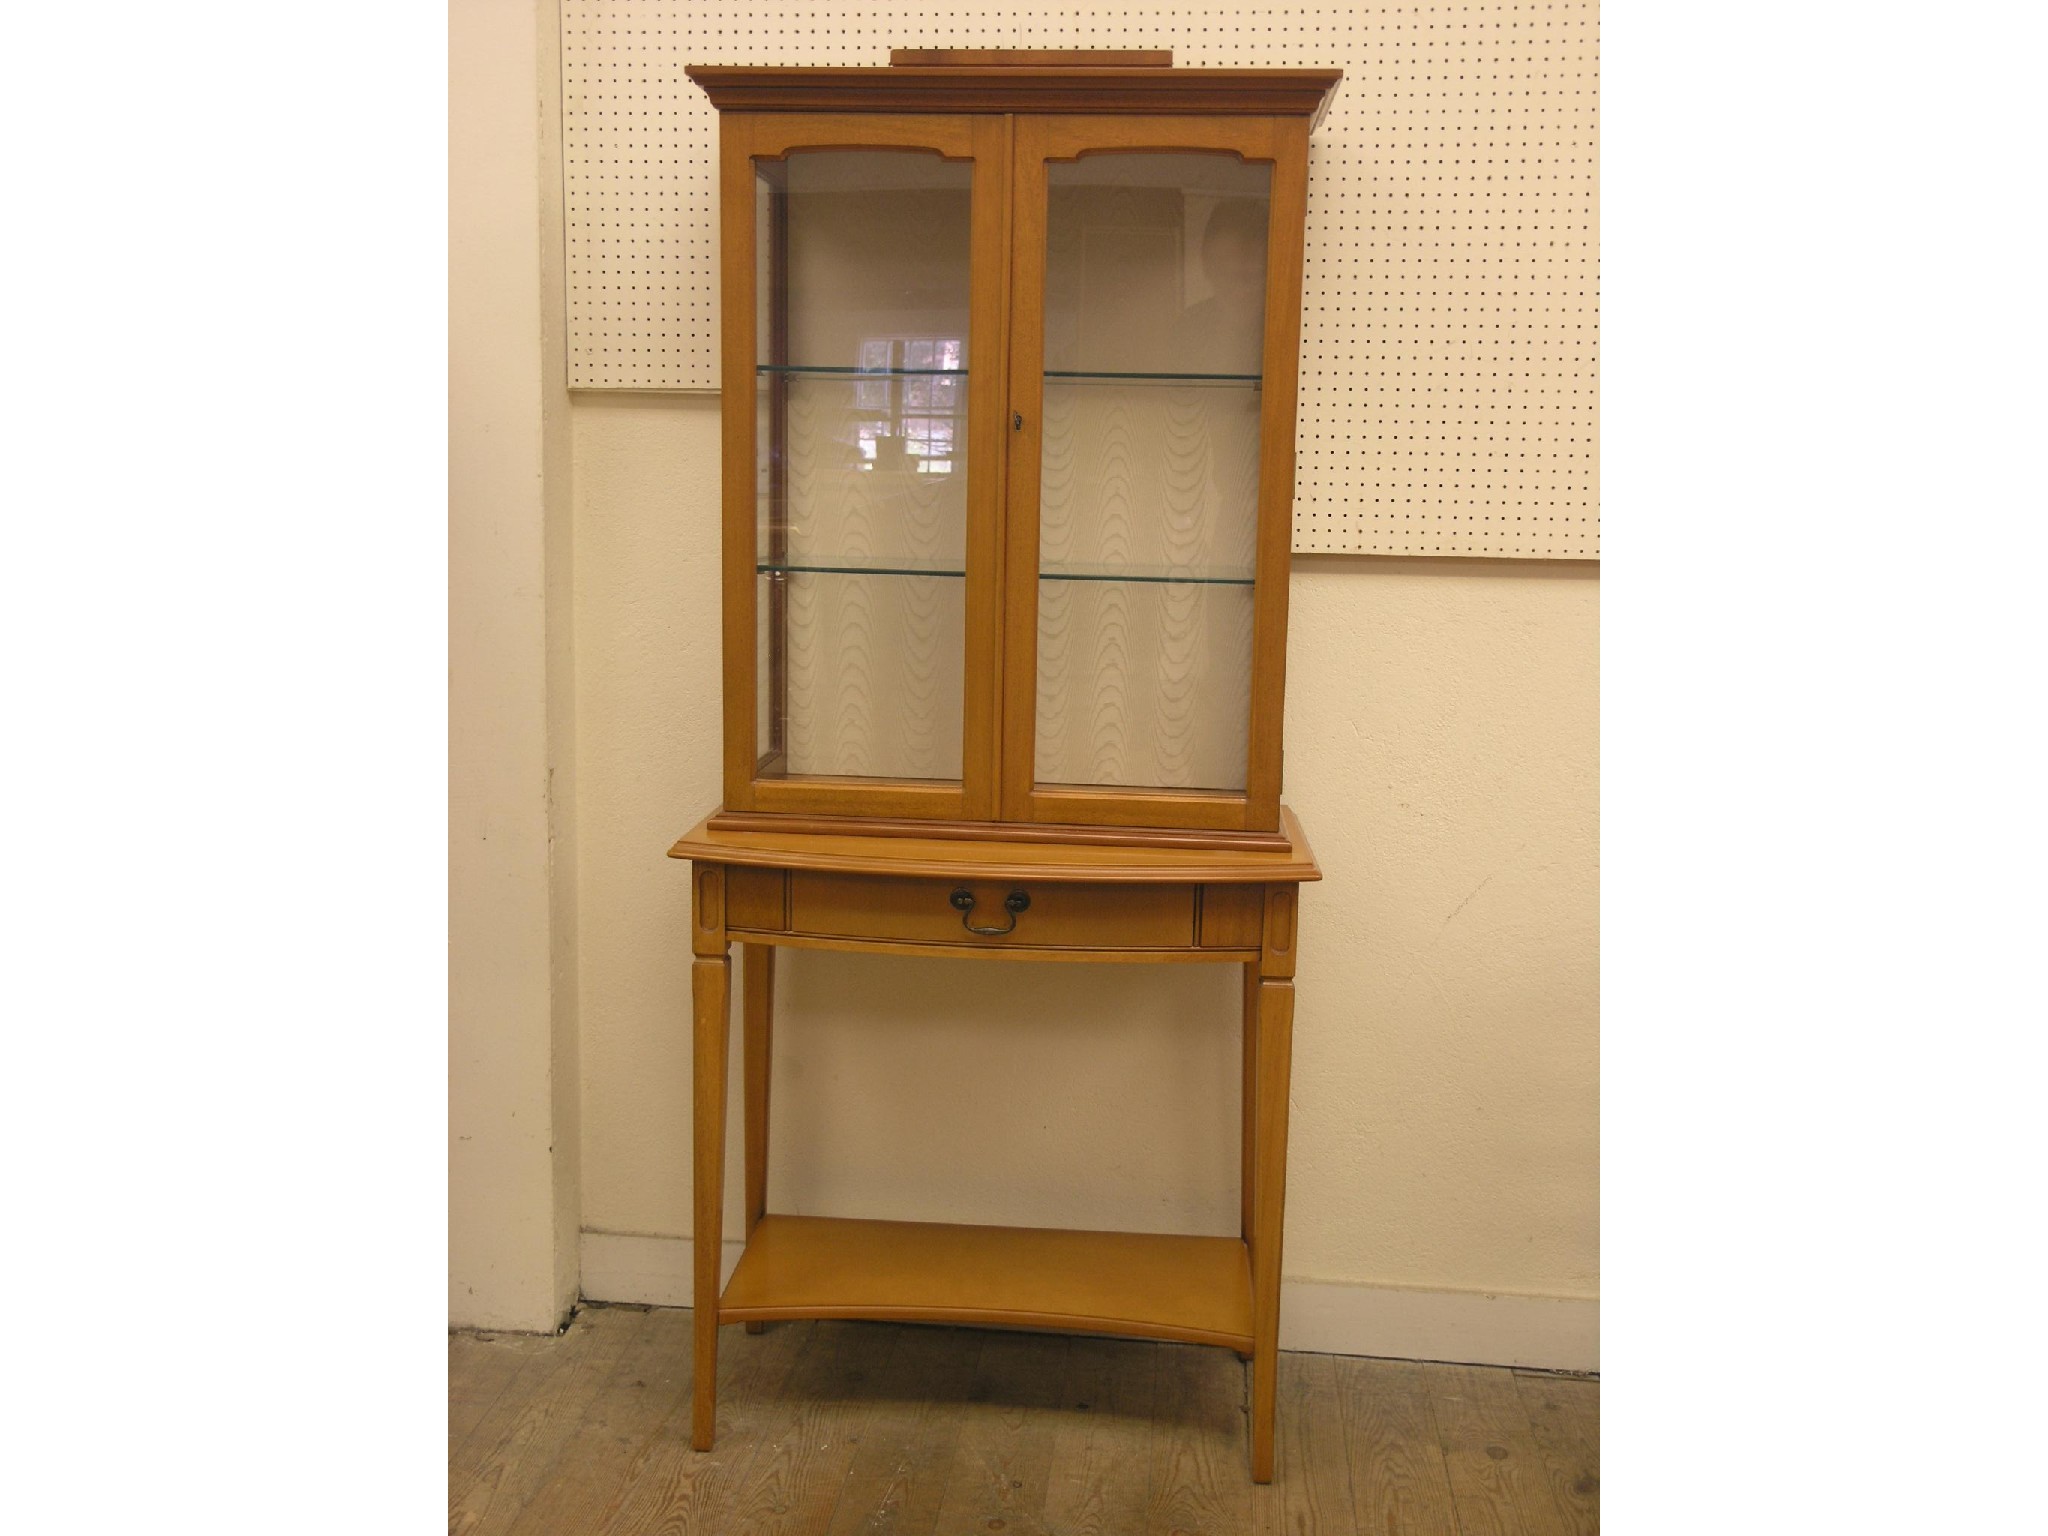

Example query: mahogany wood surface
[718,930,1256,967]
[739,946,773,1336]
[725,866,786,930]
[1000,113,1304,833]
[789,871,1197,949]
[671,804,1319,885]
[690,953,730,1451]
[687,65,1342,126]
[1244,114,1311,821]
[716,121,757,811]
[680,62,1340,1484]
[1261,883,1301,979]
[720,1214,1255,1350]
[717,113,1007,824]
[706,807,1294,852]
[700,71,1337,835]
[685,840,1312,1479]
[964,114,1013,820]
[1202,884,1266,949]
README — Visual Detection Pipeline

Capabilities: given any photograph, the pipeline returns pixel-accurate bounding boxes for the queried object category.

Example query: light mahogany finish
[726,865,786,931]
[705,807,1295,853]
[686,65,1342,126]
[998,112,1311,833]
[721,1214,1254,1349]
[677,59,1338,1487]
[717,112,1009,825]
[741,945,775,1337]
[1202,883,1266,949]
[682,815,1316,1481]
[789,871,1197,950]
[689,951,729,1452]
[701,70,1334,841]
[671,803,1319,886]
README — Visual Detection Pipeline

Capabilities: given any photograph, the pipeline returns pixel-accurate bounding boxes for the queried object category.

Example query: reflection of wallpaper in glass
[1032,152,1269,793]
[1043,153,1271,379]
[766,375,968,570]
[1036,579,1254,792]
[775,571,965,781]
[1033,382,1260,792]
[1038,383,1261,576]
[780,152,972,369]
[755,150,972,781]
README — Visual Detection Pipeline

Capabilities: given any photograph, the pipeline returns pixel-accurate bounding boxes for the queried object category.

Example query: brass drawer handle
[950,888,1030,936]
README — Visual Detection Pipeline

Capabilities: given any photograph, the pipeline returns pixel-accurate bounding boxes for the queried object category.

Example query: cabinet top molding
[684,64,1344,127]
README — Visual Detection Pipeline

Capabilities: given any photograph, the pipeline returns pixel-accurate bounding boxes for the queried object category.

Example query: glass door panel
[1034,578,1254,790]
[755,150,972,781]
[1033,153,1272,793]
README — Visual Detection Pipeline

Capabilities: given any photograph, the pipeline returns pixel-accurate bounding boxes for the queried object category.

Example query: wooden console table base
[669,808,1320,1482]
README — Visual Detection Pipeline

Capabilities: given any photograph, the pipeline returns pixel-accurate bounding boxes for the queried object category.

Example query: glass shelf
[1044,370,1260,387]
[756,558,966,579]
[1040,564,1255,587]
[755,561,1252,586]
[758,365,969,378]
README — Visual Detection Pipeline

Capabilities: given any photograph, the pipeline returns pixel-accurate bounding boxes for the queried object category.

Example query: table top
[669,806,1320,886]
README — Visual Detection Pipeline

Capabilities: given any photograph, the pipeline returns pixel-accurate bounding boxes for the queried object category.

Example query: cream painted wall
[572,395,1597,1311]
[449,0,580,1332]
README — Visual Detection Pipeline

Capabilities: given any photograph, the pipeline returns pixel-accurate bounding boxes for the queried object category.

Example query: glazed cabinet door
[721,115,1007,821]
[1000,116,1309,833]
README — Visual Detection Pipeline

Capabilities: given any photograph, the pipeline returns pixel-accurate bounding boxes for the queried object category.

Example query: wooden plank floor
[450,1303,1598,1536]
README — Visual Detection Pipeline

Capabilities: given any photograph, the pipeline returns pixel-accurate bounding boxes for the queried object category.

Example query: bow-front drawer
[783,872,1198,951]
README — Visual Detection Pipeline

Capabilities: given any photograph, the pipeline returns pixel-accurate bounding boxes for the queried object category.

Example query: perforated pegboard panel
[562,1,1598,558]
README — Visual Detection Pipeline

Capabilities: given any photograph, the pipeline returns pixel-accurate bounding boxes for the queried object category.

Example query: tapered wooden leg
[1237,962,1259,1362]
[691,951,731,1451]
[1248,974,1295,1484]
[741,943,775,1333]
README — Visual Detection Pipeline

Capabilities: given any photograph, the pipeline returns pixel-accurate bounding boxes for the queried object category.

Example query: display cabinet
[673,52,1338,1484]
[695,54,1340,844]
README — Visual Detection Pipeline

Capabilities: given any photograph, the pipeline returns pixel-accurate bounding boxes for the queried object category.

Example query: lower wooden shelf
[720,1214,1255,1351]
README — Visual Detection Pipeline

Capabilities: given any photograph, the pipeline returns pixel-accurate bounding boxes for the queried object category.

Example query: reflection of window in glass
[851,335,964,474]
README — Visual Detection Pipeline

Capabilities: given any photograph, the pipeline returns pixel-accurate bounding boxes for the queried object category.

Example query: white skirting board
[579,1231,1598,1374]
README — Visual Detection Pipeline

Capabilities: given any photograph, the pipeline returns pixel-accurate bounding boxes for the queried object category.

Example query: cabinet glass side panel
[755,149,972,782]
[1034,153,1271,793]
